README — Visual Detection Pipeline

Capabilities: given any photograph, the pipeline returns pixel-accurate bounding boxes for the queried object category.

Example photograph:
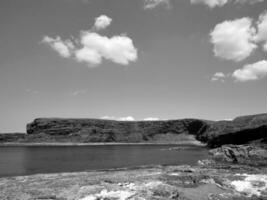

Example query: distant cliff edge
[0,113,266,147]
[26,118,208,144]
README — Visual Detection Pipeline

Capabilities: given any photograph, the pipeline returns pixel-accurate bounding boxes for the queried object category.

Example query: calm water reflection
[0,145,209,177]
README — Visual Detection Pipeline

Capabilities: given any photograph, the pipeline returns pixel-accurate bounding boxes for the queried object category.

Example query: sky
[1,0,267,132]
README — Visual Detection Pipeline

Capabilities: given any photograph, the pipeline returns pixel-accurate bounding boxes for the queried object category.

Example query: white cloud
[190,0,263,8]
[232,60,267,82]
[79,32,137,65]
[42,36,74,58]
[101,116,135,121]
[207,11,267,83]
[75,47,102,66]
[190,0,228,8]
[211,72,226,82]
[263,43,267,52]
[235,0,263,4]
[143,117,159,121]
[101,116,115,120]
[119,116,135,121]
[143,0,170,9]
[94,15,112,30]
[101,116,161,121]
[210,17,257,62]
[42,16,137,67]
[255,12,267,51]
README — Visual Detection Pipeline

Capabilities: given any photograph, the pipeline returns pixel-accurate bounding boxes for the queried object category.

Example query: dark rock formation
[198,113,267,147]
[209,145,267,166]
[0,133,26,142]
[26,118,208,143]
[1,113,266,145]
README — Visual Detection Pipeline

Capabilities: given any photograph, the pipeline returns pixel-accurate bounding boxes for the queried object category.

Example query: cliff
[26,118,208,143]
[0,113,266,146]
[198,113,267,147]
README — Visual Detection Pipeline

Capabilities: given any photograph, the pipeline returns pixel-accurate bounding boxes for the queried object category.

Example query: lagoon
[0,144,208,177]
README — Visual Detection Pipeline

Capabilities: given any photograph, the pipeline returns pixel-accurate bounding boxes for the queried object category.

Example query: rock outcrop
[1,164,266,200]
[0,133,26,142]
[26,118,208,143]
[197,113,267,147]
[209,145,267,166]
[1,113,266,145]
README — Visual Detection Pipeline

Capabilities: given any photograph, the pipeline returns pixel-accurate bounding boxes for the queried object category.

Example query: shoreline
[0,141,206,147]
[1,163,266,199]
[0,164,166,179]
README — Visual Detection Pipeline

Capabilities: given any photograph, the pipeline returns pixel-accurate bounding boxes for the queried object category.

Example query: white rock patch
[80,189,135,200]
[231,174,267,197]
[169,172,180,176]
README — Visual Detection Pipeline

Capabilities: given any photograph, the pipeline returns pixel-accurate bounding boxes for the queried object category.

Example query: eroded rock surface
[24,113,267,146]
[0,113,266,148]
[25,118,208,143]
[0,164,266,200]
[199,114,267,147]
[209,145,267,166]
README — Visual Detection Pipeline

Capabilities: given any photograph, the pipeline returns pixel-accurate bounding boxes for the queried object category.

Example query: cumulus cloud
[209,11,267,83]
[94,15,112,30]
[101,116,115,120]
[190,0,228,8]
[235,0,264,4]
[101,116,135,121]
[143,0,170,9]
[119,116,135,121]
[255,12,267,51]
[42,36,74,58]
[191,0,263,8]
[75,47,102,66]
[232,60,267,82]
[263,43,267,52]
[210,17,257,62]
[42,15,137,67]
[101,116,161,121]
[78,32,137,65]
[143,117,160,121]
[211,72,226,82]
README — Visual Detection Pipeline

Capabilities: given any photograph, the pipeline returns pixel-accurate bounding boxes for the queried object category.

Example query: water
[0,145,209,177]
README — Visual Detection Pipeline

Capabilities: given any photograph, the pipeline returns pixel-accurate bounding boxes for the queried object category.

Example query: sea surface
[0,144,209,177]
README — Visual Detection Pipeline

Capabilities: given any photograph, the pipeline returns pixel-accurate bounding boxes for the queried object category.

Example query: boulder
[209,145,267,166]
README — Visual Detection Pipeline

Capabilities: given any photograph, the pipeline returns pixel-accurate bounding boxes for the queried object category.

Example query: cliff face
[1,113,265,146]
[26,118,208,143]
[199,113,267,147]
[0,133,26,142]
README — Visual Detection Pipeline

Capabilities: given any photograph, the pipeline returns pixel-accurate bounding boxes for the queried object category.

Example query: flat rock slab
[0,165,266,200]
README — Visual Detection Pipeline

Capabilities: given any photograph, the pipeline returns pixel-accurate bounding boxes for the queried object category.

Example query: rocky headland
[1,113,266,147]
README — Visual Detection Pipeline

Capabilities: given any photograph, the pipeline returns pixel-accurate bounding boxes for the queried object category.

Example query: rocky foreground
[0,160,266,200]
